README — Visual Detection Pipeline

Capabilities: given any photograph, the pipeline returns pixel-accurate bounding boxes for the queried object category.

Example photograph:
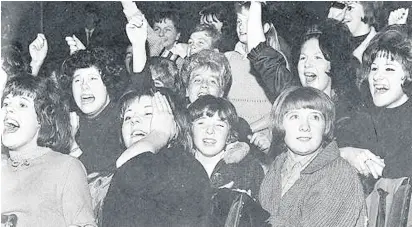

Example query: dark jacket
[209,153,264,199]
[247,42,300,102]
[102,146,212,227]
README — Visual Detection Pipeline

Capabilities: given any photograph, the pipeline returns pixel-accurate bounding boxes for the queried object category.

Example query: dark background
[1,1,407,62]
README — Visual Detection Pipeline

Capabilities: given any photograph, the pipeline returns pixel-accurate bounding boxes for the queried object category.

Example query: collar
[8,146,52,168]
[85,28,95,34]
[234,41,248,58]
[353,26,376,62]
[301,141,341,174]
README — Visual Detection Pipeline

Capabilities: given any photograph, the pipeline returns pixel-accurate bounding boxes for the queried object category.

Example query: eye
[19,102,27,108]
[193,77,202,83]
[153,27,160,32]
[73,78,81,83]
[289,114,298,120]
[209,79,218,85]
[124,116,131,121]
[371,66,378,71]
[310,114,322,121]
[198,41,204,45]
[347,5,353,11]
[216,123,225,128]
[144,112,153,116]
[385,67,395,72]
[188,40,194,45]
[2,101,9,107]
[299,55,306,61]
[315,55,323,60]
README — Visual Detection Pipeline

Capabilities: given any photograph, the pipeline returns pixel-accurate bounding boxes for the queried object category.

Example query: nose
[299,118,310,132]
[81,79,90,90]
[372,68,384,81]
[158,29,165,37]
[130,116,142,125]
[304,58,313,68]
[201,80,208,89]
[206,125,215,135]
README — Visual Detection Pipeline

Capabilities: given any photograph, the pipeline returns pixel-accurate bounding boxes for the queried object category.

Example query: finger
[365,160,379,179]
[65,36,74,42]
[364,151,385,167]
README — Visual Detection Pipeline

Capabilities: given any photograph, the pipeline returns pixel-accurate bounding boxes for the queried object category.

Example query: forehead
[285,108,323,115]
[4,93,35,103]
[190,31,212,40]
[73,66,100,77]
[190,67,220,79]
[372,50,402,65]
[154,18,176,28]
[301,38,322,53]
[125,95,152,110]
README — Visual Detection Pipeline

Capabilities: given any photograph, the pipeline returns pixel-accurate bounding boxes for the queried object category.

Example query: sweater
[337,99,412,179]
[77,100,123,174]
[259,141,366,227]
[101,146,212,227]
[1,147,96,227]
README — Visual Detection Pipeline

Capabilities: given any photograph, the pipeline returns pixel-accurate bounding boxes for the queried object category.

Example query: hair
[361,24,412,97]
[119,86,192,153]
[188,95,239,144]
[149,57,185,98]
[151,10,181,34]
[294,19,362,108]
[190,23,222,50]
[358,2,384,29]
[198,3,237,52]
[1,45,28,78]
[60,47,128,110]
[180,49,232,97]
[2,74,71,153]
[270,86,335,154]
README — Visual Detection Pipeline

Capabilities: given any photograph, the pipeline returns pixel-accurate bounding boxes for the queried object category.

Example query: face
[298,38,332,95]
[125,45,133,74]
[187,67,224,103]
[368,51,409,108]
[122,96,153,148]
[236,7,249,44]
[2,94,40,151]
[200,14,223,32]
[341,2,365,36]
[153,19,181,50]
[283,108,326,156]
[72,66,110,117]
[192,112,229,157]
[188,31,214,56]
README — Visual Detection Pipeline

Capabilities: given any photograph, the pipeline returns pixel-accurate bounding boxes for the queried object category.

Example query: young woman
[102,87,212,227]
[259,86,366,227]
[1,75,95,227]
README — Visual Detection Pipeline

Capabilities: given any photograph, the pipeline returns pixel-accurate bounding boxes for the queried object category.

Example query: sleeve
[300,163,366,227]
[335,111,376,149]
[61,158,97,226]
[247,42,299,101]
[129,64,154,89]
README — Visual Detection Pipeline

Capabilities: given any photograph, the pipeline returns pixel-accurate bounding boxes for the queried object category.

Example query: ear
[263,23,271,33]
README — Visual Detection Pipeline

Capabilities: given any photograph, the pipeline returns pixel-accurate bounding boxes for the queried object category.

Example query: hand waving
[29,33,48,63]
[65,35,86,55]
[126,14,148,46]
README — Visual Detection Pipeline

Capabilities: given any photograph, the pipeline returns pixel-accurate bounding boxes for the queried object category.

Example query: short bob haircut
[119,86,192,154]
[190,23,222,50]
[60,47,128,109]
[180,49,232,98]
[294,19,361,107]
[150,9,181,34]
[270,86,335,153]
[361,24,412,97]
[188,95,239,144]
[2,74,71,154]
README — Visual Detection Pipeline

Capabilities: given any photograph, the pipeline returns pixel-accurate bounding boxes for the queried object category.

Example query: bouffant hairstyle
[3,74,71,153]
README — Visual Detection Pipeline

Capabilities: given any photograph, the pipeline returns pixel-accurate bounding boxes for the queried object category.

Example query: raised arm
[29,34,48,76]
[125,13,147,73]
[247,1,266,53]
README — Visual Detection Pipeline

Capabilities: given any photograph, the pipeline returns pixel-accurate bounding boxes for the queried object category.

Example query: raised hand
[29,33,48,64]
[150,92,177,146]
[340,147,385,179]
[65,35,86,55]
[248,129,271,152]
[126,14,148,46]
[388,8,409,25]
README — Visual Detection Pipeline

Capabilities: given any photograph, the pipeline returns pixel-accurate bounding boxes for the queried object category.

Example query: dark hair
[1,45,28,78]
[2,74,71,153]
[270,86,335,153]
[190,23,222,49]
[361,24,412,97]
[198,3,237,51]
[181,50,232,98]
[359,2,384,29]
[151,10,181,34]
[149,57,185,98]
[60,47,128,110]
[119,86,192,153]
[234,1,272,26]
[188,95,239,144]
[295,19,362,108]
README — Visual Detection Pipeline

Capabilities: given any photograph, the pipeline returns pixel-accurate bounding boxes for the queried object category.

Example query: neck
[352,24,371,37]
[323,83,333,98]
[195,149,225,177]
[9,145,50,163]
[87,96,110,119]
[387,95,409,109]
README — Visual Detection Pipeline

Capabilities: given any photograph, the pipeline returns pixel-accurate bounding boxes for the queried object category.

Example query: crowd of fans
[1,1,412,226]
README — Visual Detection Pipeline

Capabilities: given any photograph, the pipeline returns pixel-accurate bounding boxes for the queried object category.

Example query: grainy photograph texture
[1,1,412,227]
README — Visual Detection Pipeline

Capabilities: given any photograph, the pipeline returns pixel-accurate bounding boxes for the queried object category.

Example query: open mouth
[374,84,389,94]
[197,92,208,97]
[3,118,20,133]
[131,130,147,138]
[203,138,217,146]
[81,94,95,104]
[304,72,317,84]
